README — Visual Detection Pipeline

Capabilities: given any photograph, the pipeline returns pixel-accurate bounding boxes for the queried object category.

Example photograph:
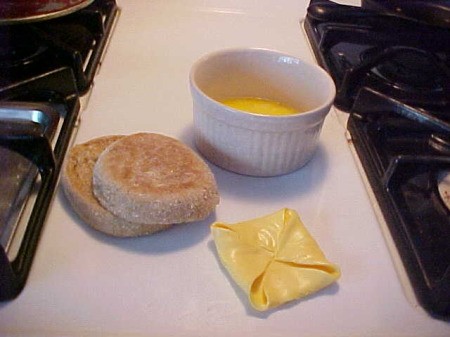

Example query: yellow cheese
[220,97,299,116]
[211,208,341,311]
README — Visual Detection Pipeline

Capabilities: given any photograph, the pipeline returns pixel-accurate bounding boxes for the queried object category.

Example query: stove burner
[363,47,444,91]
[0,0,120,302]
[304,0,450,111]
[0,29,47,69]
[304,0,450,319]
[347,108,450,320]
[0,0,120,96]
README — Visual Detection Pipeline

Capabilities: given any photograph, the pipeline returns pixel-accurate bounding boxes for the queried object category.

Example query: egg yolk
[221,97,298,116]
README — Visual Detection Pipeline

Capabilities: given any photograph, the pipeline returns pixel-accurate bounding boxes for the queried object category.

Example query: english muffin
[61,135,172,237]
[92,132,220,225]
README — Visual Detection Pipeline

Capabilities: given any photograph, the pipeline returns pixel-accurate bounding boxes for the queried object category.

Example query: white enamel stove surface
[0,1,449,336]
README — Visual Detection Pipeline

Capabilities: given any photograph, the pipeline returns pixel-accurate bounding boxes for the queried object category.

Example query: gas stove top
[0,0,119,301]
[304,0,450,320]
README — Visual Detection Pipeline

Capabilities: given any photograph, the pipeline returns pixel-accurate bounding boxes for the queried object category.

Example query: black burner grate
[0,0,119,301]
[305,0,450,320]
[0,0,119,96]
[304,0,450,111]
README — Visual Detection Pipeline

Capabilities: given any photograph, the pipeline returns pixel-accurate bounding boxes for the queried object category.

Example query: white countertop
[1,1,449,336]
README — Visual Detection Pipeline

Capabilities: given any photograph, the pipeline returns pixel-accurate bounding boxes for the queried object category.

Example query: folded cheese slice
[211,208,341,311]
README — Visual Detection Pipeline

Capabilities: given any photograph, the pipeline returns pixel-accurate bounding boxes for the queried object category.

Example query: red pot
[0,0,94,24]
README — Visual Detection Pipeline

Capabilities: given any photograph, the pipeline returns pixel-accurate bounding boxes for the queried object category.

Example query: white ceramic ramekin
[189,48,336,176]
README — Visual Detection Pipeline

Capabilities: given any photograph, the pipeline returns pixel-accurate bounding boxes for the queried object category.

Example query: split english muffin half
[61,133,220,237]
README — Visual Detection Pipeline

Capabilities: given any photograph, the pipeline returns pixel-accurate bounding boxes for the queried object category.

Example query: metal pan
[0,0,95,25]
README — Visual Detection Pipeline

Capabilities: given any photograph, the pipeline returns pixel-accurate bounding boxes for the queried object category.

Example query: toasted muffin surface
[93,133,220,224]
